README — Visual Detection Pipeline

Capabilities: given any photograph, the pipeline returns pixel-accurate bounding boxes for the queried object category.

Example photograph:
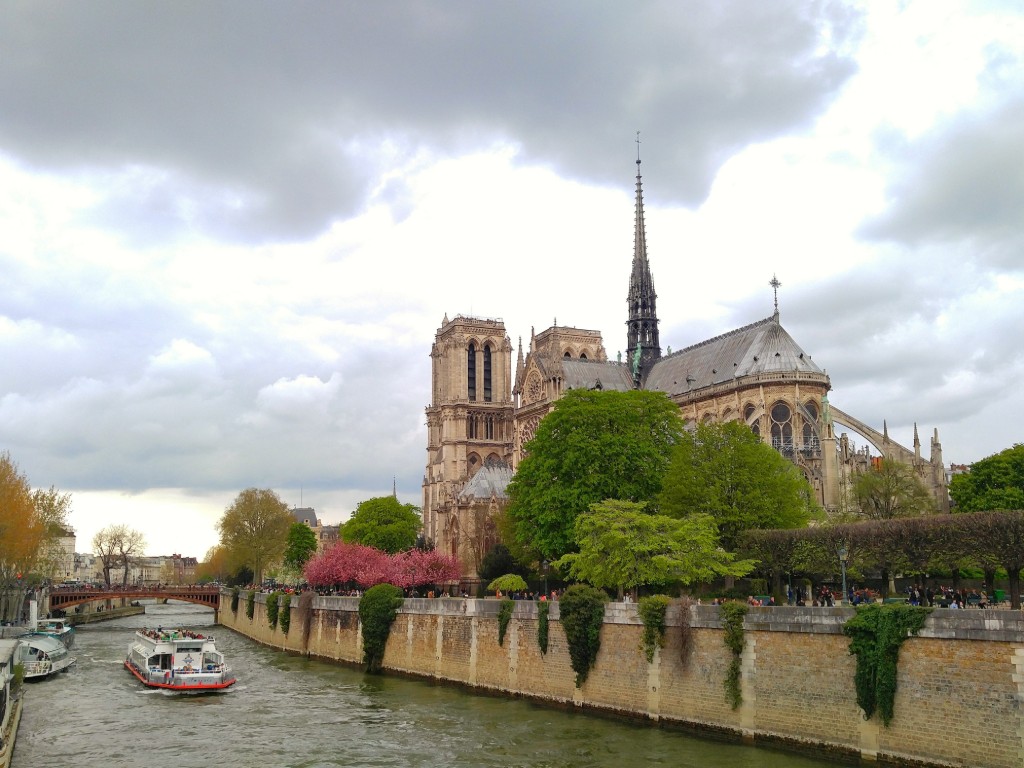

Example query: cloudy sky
[2,2,1022,559]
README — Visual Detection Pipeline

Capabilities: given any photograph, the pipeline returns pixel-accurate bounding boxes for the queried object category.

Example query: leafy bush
[638,595,671,663]
[279,593,291,635]
[358,583,404,673]
[497,598,515,646]
[12,663,24,694]
[488,574,529,594]
[843,603,931,726]
[559,584,608,687]
[266,591,280,630]
[537,600,549,655]
[720,601,748,710]
[246,590,255,621]
[230,587,240,614]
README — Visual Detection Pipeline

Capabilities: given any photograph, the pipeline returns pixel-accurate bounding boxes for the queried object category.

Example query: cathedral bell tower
[626,145,661,385]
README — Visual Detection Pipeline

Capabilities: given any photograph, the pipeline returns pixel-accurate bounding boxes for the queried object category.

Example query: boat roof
[19,634,66,652]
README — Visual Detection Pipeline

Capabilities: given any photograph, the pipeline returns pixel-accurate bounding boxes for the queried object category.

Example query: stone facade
[221,594,1024,768]
[422,158,950,576]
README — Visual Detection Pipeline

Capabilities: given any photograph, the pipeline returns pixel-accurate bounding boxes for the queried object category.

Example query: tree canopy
[92,524,146,587]
[851,457,937,519]
[657,421,817,550]
[304,541,460,589]
[0,452,47,618]
[217,488,293,585]
[554,499,754,594]
[284,522,319,574]
[341,496,421,554]
[506,389,684,560]
[949,444,1024,512]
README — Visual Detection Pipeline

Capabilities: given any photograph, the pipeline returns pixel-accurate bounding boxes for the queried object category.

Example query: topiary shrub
[279,593,292,635]
[638,595,671,663]
[720,601,748,710]
[537,600,549,655]
[497,598,515,646]
[559,584,608,687]
[230,587,240,614]
[246,590,255,621]
[843,603,931,726]
[266,591,280,630]
[358,583,404,673]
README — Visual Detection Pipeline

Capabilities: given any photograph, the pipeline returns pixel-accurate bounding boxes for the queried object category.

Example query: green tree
[506,389,684,560]
[851,457,936,519]
[949,444,1024,512]
[477,543,530,584]
[554,500,753,596]
[341,496,421,554]
[658,421,817,550]
[284,522,319,575]
[31,485,73,578]
[217,488,293,585]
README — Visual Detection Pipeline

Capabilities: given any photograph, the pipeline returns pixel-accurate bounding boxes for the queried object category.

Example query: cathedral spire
[626,133,661,385]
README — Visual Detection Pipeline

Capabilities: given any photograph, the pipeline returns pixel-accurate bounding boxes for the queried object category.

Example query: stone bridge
[48,585,221,612]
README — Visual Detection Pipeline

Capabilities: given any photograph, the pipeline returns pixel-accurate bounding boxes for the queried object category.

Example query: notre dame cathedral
[423,156,949,582]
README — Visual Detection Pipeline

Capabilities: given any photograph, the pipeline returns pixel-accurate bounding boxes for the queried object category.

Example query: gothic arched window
[770,401,793,454]
[744,403,759,437]
[483,344,492,402]
[467,343,477,401]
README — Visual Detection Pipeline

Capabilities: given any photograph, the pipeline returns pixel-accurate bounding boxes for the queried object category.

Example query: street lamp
[541,560,549,598]
[838,546,849,605]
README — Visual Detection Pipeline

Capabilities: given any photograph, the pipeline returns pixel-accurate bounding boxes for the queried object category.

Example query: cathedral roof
[644,315,824,397]
[459,457,514,502]
[561,359,635,392]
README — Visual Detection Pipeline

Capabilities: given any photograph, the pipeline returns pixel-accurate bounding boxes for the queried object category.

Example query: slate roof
[644,315,825,397]
[291,507,319,527]
[560,359,635,392]
[459,457,514,502]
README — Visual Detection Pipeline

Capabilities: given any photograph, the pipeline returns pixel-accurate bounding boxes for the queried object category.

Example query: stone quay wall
[220,592,1024,768]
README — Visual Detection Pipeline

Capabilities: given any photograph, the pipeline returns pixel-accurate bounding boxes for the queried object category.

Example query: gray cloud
[1,1,861,242]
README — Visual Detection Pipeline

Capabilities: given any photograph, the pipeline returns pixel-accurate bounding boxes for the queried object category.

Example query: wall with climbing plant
[220,591,1024,768]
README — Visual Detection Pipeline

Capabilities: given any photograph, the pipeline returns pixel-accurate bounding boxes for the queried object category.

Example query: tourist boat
[124,628,236,691]
[18,634,77,680]
[28,618,75,648]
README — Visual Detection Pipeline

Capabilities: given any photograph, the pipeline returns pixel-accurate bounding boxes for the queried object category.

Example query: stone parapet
[220,592,1024,768]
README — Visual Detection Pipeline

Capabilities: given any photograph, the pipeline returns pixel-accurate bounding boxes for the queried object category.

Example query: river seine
[13,603,841,768]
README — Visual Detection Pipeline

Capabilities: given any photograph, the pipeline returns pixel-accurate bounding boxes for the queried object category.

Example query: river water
[12,603,841,768]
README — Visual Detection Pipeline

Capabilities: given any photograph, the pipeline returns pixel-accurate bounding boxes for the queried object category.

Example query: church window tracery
[770,401,794,454]
[468,342,477,401]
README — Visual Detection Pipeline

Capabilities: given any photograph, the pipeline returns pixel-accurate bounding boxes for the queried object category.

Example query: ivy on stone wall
[230,587,240,614]
[246,590,255,621]
[638,595,671,663]
[298,591,314,649]
[720,601,748,710]
[559,584,608,687]
[497,598,515,646]
[843,603,931,726]
[677,596,695,666]
[279,593,291,635]
[266,591,280,630]
[358,583,404,673]
[537,600,549,655]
